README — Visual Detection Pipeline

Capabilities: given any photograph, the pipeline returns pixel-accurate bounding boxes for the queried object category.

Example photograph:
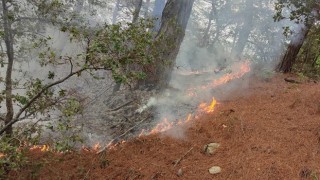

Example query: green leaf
[48,71,55,79]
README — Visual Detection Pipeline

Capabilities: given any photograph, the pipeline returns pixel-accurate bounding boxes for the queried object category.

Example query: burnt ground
[8,74,320,180]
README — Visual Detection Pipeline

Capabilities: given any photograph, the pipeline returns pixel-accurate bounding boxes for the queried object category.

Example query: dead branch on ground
[173,147,194,167]
[106,100,134,112]
[97,115,151,154]
[284,78,301,84]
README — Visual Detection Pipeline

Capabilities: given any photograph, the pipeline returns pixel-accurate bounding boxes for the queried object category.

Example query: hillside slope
[10,74,320,179]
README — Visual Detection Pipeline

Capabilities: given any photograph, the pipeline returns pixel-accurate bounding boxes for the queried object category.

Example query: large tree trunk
[278,25,310,73]
[152,0,166,32]
[2,0,14,136]
[147,0,195,88]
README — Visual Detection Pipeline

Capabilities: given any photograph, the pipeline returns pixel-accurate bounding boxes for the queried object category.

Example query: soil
[8,74,320,180]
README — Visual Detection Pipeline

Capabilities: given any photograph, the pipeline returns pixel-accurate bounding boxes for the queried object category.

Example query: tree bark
[2,0,14,136]
[132,0,143,24]
[278,25,310,73]
[152,0,166,32]
[147,0,194,88]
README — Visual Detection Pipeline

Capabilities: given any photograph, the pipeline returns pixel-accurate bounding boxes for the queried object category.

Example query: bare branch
[106,100,134,112]
[67,57,74,74]
[0,67,109,136]
[97,115,151,154]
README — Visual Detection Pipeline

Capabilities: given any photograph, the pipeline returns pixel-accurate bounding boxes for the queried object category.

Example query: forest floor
[8,74,320,180]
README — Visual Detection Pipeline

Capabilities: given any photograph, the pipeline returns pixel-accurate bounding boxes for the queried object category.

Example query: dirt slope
[10,74,320,180]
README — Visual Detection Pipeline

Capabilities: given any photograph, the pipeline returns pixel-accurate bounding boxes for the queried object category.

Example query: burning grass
[5,74,320,179]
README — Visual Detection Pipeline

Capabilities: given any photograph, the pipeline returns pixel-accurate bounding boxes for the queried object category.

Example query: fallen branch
[106,100,134,112]
[284,78,301,84]
[173,147,194,167]
[97,115,151,154]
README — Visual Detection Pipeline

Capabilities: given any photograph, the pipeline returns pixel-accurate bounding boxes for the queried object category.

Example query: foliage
[0,0,157,134]
[45,118,84,152]
[88,19,155,85]
[274,0,319,25]
[0,1,158,175]
[0,138,27,178]
[293,26,320,79]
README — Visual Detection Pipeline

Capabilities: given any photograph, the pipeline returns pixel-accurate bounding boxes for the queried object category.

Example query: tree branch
[0,67,108,136]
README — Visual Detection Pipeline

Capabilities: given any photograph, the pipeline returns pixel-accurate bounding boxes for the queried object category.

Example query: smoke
[137,0,302,139]
[1,0,306,146]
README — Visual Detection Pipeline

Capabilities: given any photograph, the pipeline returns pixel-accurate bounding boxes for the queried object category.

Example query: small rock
[209,166,222,174]
[203,143,220,155]
[177,168,183,177]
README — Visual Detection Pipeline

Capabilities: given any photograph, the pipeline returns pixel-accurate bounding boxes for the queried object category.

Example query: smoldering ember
[0,0,320,179]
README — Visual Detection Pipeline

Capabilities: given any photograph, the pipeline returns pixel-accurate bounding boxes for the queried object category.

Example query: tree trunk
[143,0,151,18]
[112,0,120,24]
[2,0,14,136]
[199,0,216,47]
[132,0,143,24]
[278,25,310,73]
[231,0,254,58]
[152,0,166,32]
[149,0,194,88]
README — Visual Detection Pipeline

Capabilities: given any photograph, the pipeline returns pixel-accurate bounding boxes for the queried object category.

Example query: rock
[203,143,220,155]
[209,166,222,174]
[177,168,183,177]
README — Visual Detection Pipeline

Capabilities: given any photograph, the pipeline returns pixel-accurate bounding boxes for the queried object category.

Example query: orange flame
[149,118,174,135]
[93,143,101,151]
[30,145,50,152]
[101,61,251,150]
[198,98,217,113]
[186,114,192,122]
[138,61,250,137]
[204,61,251,89]
[138,98,217,137]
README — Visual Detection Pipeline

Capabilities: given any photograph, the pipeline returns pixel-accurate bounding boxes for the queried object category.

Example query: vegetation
[0,0,158,177]
[274,0,320,73]
[0,0,319,178]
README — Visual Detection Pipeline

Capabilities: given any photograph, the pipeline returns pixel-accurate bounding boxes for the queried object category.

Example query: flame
[93,143,101,151]
[30,145,50,152]
[138,98,217,137]
[204,61,251,89]
[149,118,174,135]
[105,139,127,150]
[101,61,251,151]
[137,61,250,137]
[198,98,217,113]
[186,114,192,122]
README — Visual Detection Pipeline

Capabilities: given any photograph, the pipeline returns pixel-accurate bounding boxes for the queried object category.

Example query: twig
[82,169,91,180]
[106,100,134,112]
[97,115,151,154]
[173,147,194,167]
